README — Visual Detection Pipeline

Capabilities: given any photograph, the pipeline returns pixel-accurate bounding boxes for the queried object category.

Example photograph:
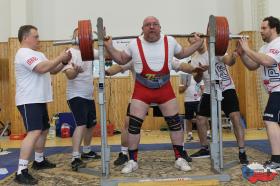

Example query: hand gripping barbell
[53,16,248,61]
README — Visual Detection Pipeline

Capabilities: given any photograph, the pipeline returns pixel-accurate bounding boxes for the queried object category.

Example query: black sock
[271,155,280,163]
[128,149,138,162]
[202,145,209,150]
[173,145,184,159]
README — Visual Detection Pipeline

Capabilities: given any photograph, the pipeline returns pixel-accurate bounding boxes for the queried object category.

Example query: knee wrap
[128,115,143,134]
[165,114,182,131]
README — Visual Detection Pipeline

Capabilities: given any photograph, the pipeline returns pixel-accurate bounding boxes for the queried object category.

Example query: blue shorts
[67,97,97,128]
[263,92,280,124]
[17,103,50,132]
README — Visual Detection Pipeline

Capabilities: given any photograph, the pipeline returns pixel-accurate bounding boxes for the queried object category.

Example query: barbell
[53,16,249,61]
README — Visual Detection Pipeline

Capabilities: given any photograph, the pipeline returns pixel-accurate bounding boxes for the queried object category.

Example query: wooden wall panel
[8,38,22,134]
[7,34,263,134]
[227,32,263,128]
[0,42,9,125]
[0,42,8,58]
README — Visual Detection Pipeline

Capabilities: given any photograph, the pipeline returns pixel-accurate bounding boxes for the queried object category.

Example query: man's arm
[177,62,208,75]
[178,63,194,74]
[50,63,66,74]
[237,38,277,70]
[222,52,238,66]
[175,35,203,59]
[34,49,71,74]
[242,49,276,67]
[104,37,132,65]
[106,62,132,76]
[105,64,124,76]
[63,63,84,80]
[239,53,260,70]
[177,62,207,83]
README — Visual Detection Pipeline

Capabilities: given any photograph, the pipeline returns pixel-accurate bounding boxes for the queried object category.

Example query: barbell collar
[53,38,78,46]
[229,34,249,39]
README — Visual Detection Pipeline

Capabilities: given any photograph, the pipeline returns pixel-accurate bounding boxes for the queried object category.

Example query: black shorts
[263,92,280,124]
[17,103,50,132]
[67,97,97,128]
[184,101,199,120]
[197,89,240,117]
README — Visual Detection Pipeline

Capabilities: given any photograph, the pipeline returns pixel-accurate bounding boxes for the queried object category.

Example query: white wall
[1,0,280,42]
[10,0,30,37]
[30,0,247,40]
[267,0,280,18]
[0,0,10,41]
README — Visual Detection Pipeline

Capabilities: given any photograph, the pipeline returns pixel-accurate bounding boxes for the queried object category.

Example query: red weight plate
[215,16,229,56]
[78,20,94,61]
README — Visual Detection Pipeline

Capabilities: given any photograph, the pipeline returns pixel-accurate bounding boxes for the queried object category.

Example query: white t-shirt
[259,37,280,93]
[15,48,52,106]
[124,34,182,73]
[180,73,204,102]
[62,48,98,100]
[191,51,235,94]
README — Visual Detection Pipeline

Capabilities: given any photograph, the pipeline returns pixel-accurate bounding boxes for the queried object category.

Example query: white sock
[82,146,91,154]
[207,130,211,136]
[17,159,28,175]
[239,147,245,153]
[72,151,81,162]
[35,152,44,163]
[121,146,128,155]
[188,132,192,136]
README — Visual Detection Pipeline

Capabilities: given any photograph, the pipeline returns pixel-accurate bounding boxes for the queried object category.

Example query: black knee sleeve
[165,113,182,131]
[128,115,143,134]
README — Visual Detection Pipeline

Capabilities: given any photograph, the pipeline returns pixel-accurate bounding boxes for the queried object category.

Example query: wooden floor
[0,128,268,149]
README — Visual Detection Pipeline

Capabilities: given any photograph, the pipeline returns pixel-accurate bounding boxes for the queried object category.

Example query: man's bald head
[142,16,161,42]
[142,16,160,27]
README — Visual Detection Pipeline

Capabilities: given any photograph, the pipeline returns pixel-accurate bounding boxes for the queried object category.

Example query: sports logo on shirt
[263,64,280,80]
[215,63,232,88]
[26,56,38,65]
[262,64,280,92]
[145,74,159,81]
[269,48,280,55]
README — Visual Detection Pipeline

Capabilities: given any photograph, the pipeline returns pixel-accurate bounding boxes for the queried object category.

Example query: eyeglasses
[143,22,160,27]
[30,35,39,40]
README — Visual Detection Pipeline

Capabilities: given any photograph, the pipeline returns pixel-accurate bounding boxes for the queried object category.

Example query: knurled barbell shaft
[53,34,207,45]
[53,34,249,46]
